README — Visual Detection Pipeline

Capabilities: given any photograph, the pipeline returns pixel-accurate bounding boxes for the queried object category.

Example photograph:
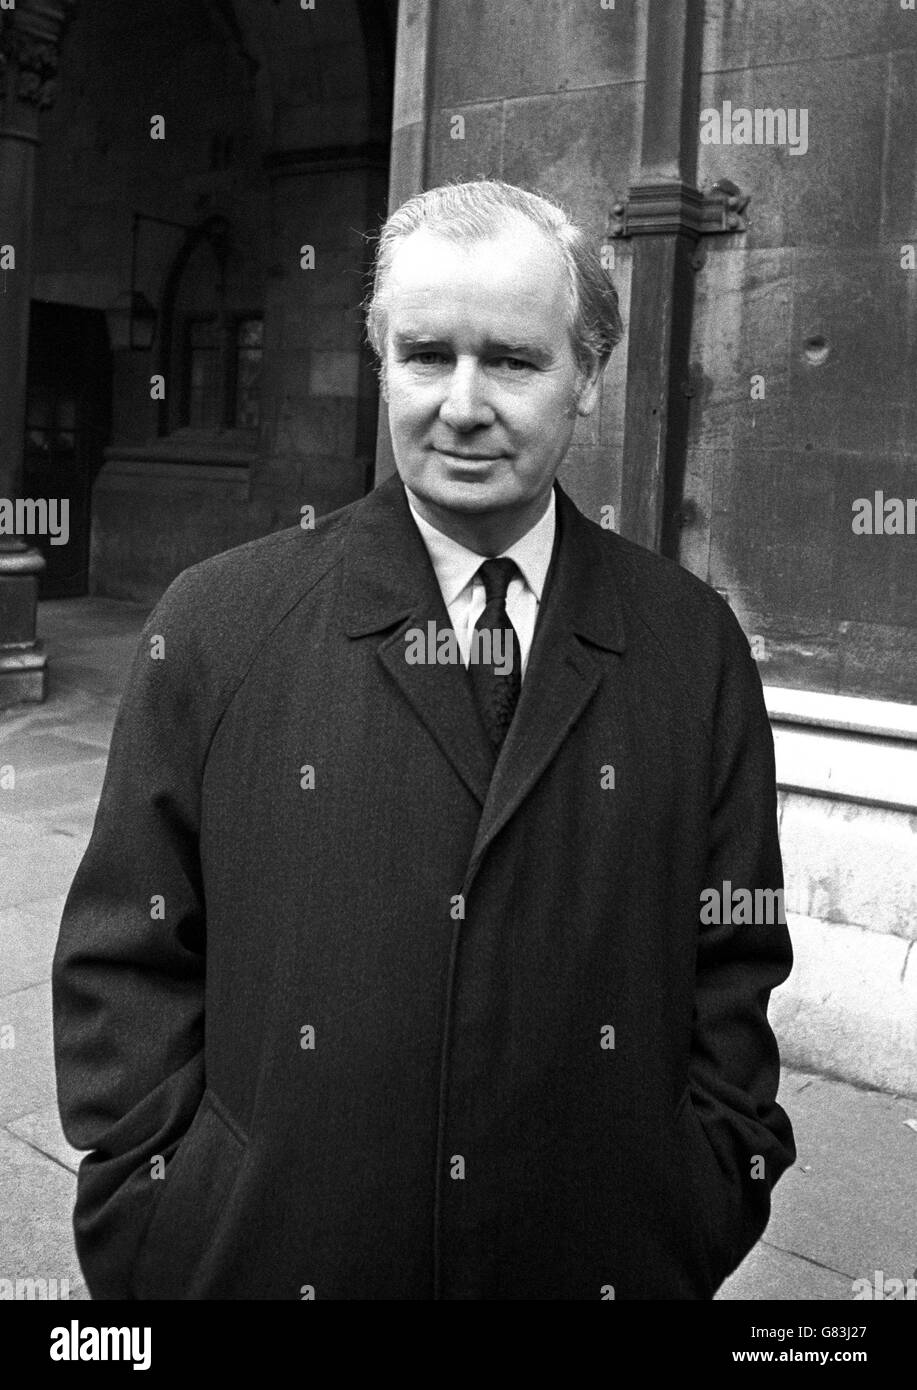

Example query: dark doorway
[22,302,112,598]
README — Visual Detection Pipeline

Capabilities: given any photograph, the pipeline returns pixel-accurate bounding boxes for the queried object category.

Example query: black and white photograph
[0,0,915,1354]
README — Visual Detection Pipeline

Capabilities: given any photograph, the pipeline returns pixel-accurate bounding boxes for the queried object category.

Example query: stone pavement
[1,596,915,1302]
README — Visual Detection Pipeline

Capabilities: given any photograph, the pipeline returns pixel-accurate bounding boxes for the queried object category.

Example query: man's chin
[411,480,513,515]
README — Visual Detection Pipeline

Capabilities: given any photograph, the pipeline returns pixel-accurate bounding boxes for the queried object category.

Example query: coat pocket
[131,1088,248,1299]
[674,1086,737,1289]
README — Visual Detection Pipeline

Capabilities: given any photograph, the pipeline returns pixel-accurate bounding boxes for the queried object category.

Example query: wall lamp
[105,212,225,351]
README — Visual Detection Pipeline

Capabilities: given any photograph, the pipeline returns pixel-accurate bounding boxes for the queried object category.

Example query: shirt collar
[405,486,557,606]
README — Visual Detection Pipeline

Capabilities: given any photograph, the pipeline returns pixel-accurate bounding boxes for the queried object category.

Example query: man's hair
[365,179,624,379]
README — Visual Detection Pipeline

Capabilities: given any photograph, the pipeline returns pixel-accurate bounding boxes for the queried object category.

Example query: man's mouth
[433,448,504,462]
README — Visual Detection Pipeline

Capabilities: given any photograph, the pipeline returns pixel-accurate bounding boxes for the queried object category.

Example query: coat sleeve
[687,607,796,1288]
[51,570,213,1299]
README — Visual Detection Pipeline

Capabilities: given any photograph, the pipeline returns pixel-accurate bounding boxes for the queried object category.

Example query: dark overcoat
[52,474,795,1300]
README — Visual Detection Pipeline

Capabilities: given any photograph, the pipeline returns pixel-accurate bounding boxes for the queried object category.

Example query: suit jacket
[52,474,795,1300]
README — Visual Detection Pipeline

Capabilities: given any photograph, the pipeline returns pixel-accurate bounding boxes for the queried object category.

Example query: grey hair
[365,179,623,379]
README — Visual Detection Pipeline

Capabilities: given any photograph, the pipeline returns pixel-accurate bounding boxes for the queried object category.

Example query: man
[52,179,794,1301]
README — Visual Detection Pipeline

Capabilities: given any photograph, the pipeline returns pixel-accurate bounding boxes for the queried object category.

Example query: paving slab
[0,898,67,995]
[718,1239,854,1301]
[53,718,120,751]
[0,981,59,1126]
[0,1128,86,1298]
[28,801,99,840]
[0,730,105,771]
[717,1068,917,1300]
[8,1104,84,1175]
[1,758,107,821]
[767,1071,917,1285]
[0,820,89,911]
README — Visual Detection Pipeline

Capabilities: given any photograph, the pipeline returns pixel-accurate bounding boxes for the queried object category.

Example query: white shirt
[405,487,556,681]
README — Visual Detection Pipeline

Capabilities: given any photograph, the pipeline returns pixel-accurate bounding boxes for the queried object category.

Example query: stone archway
[63,0,400,599]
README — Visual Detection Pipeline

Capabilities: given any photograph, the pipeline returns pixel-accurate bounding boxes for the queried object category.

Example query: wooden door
[22,302,112,598]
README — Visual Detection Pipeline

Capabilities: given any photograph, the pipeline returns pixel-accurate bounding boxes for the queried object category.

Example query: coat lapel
[462,484,628,892]
[339,475,629,859]
[340,475,494,807]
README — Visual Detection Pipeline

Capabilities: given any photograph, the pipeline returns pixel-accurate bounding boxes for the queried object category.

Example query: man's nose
[438,359,495,430]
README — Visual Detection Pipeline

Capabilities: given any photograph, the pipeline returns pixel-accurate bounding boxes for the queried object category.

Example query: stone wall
[684,1,917,704]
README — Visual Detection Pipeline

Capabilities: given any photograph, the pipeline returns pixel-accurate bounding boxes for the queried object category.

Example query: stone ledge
[765,685,917,742]
[103,429,257,470]
[769,717,917,814]
[95,458,251,496]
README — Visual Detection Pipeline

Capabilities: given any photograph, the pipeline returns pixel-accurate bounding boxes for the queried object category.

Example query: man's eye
[408,351,447,365]
[493,357,533,371]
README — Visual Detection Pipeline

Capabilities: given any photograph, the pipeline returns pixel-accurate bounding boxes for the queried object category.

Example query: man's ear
[575,358,604,417]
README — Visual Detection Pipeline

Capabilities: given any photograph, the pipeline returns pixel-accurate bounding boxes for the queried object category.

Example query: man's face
[381,219,600,543]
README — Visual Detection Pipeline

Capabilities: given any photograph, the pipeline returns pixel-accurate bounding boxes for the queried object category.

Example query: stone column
[615,0,704,556]
[0,0,78,708]
[373,0,435,485]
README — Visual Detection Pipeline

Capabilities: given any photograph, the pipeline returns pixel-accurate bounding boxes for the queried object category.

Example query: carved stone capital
[608,180,750,241]
[0,0,78,111]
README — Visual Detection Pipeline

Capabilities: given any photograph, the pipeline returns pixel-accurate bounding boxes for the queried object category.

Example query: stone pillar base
[0,542,48,709]
[0,644,48,707]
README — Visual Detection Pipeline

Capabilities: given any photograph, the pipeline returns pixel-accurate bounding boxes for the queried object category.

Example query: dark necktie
[468,557,522,751]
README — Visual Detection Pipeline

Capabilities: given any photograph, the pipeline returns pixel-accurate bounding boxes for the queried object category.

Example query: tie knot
[477,557,518,605]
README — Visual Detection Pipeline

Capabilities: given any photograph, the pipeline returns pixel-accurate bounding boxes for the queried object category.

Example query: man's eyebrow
[485,339,553,365]
[392,331,445,347]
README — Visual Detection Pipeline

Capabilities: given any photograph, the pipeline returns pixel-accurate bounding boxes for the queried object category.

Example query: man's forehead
[383,224,570,336]
[390,297,555,338]
[386,221,567,294]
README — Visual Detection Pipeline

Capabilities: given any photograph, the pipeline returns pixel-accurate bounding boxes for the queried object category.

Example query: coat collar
[338,474,628,881]
[340,473,626,654]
